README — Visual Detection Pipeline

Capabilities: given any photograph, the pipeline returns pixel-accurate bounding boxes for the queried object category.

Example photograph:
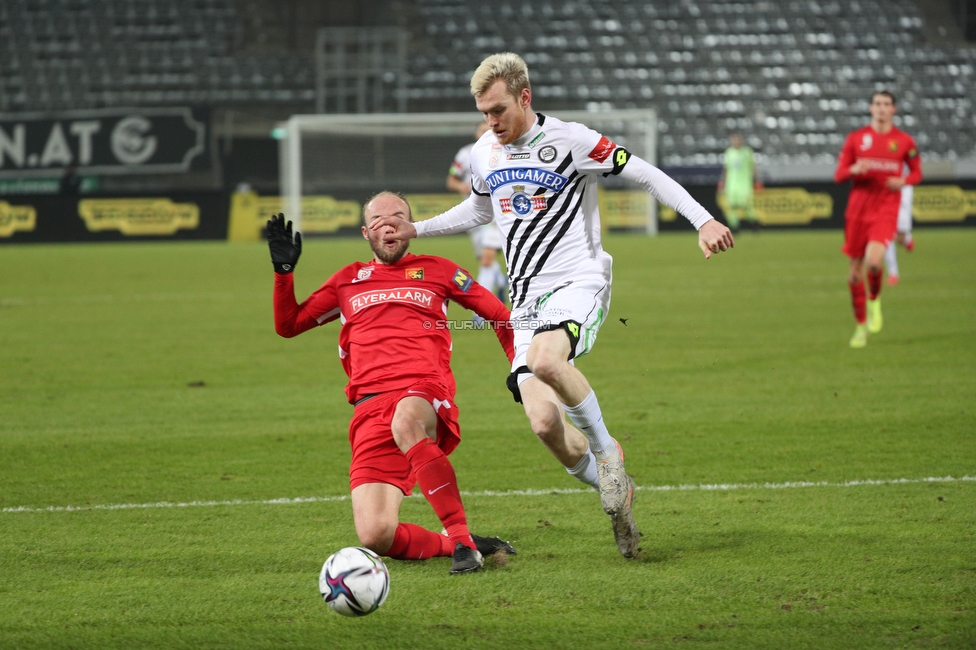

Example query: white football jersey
[468,114,626,308]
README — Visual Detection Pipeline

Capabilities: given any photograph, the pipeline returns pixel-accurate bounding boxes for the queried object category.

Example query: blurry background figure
[59,166,81,196]
[717,132,761,233]
[884,183,916,286]
[446,122,508,326]
[834,91,922,349]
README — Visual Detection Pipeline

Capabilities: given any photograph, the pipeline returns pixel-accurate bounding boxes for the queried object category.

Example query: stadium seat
[2,0,974,164]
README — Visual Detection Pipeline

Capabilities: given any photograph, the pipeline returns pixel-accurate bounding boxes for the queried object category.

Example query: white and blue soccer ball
[319,546,390,617]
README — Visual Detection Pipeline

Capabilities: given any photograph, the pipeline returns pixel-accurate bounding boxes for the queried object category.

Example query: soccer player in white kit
[883,184,915,285]
[447,122,509,313]
[371,52,734,558]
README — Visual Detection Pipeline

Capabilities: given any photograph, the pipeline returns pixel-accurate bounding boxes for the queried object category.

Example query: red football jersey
[274,253,514,403]
[835,125,922,220]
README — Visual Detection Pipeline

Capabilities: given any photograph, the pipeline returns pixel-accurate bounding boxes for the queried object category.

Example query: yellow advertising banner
[300,196,361,233]
[912,185,976,222]
[227,191,280,242]
[405,193,465,221]
[227,192,362,241]
[598,189,651,228]
[0,201,37,237]
[78,198,199,235]
[716,188,834,225]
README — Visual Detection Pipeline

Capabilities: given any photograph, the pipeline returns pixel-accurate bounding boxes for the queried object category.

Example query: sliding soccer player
[268,192,516,573]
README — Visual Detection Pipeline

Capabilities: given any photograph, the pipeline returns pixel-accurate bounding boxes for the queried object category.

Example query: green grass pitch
[1,229,974,649]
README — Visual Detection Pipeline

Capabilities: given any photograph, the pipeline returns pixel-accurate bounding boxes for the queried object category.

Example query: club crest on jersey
[405,267,424,280]
[500,187,547,215]
[452,269,474,292]
[485,167,568,194]
[488,143,503,169]
[353,267,374,282]
[538,145,557,163]
[860,134,873,151]
[349,288,435,314]
[888,140,899,152]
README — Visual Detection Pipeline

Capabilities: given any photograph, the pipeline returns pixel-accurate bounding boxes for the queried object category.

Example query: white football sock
[564,390,615,459]
[884,241,899,277]
[903,232,913,246]
[566,449,599,489]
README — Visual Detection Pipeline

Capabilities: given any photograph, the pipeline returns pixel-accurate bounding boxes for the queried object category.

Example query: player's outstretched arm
[266,213,322,338]
[267,213,302,273]
[698,219,735,259]
[372,195,493,242]
[368,215,417,241]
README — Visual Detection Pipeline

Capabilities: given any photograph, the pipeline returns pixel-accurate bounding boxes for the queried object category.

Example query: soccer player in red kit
[267,191,516,574]
[835,91,922,348]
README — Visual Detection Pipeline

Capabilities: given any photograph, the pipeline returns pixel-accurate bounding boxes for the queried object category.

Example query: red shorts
[842,190,899,259]
[348,381,461,495]
[842,213,897,259]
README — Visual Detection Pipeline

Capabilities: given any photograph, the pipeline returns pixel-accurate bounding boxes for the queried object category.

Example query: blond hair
[470,52,530,98]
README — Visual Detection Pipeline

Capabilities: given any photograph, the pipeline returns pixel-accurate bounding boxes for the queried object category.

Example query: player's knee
[390,411,431,453]
[355,519,396,555]
[526,348,569,386]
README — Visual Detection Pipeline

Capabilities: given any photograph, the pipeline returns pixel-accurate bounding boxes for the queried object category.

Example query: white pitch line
[3,475,973,515]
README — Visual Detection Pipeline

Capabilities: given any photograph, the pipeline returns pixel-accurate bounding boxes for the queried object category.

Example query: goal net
[277,110,658,236]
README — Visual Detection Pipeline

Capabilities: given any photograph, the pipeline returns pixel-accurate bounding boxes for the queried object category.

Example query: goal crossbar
[279,109,658,234]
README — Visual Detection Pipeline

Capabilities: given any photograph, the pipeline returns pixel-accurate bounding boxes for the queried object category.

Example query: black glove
[267,213,302,273]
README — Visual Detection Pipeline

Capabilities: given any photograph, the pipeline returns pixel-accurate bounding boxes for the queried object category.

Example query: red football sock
[867,268,883,300]
[405,439,475,550]
[850,280,867,324]
[386,522,453,560]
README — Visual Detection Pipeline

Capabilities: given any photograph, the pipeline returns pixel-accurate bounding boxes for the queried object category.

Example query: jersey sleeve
[273,271,341,338]
[903,136,922,185]
[835,132,857,183]
[414,193,494,237]
[569,122,624,175]
[439,260,515,362]
[618,155,714,229]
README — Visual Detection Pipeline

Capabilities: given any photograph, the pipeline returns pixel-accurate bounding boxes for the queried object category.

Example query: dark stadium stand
[408,0,976,167]
[0,0,973,170]
[0,0,314,111]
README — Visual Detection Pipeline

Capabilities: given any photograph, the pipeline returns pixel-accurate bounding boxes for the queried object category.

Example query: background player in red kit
[835,91,922,348]
[267,191,516,574]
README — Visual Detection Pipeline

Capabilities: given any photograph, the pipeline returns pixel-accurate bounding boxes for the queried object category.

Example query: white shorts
[897,185,913,234]
[510,276,611,382]
[469,222,504,256]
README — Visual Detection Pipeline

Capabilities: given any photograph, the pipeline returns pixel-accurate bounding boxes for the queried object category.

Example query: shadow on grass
[635,528,762,565]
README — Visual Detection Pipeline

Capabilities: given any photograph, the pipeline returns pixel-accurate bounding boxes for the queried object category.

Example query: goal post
[278,109,658,235]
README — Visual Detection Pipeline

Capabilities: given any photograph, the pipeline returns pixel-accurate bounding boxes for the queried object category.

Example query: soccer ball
[319,546,390,617]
